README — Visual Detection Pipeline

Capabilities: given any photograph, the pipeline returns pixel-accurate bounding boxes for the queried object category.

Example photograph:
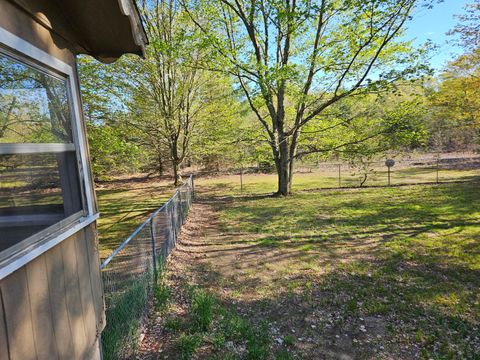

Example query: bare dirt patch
[138,201,395,359]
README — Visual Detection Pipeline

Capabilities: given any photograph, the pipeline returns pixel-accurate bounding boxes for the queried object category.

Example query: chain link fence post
[191,175,195,199]
[150,218,157,282]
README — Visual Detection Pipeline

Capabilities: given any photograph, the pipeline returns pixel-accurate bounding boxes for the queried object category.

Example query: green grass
[154,262,171,310]
[95,178,175,256]
[190,289,216,331]
[101,272,151,360]
[192,179,480,358]
[94,169,480,358]
[282,335,295,347]
[153,281,292,360]
[94,166,478,256]
[194,167,479,196]
[178,333,203,360]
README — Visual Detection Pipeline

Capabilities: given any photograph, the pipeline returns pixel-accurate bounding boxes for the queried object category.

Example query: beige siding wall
[0,225,104,360]
[0,1,104,359]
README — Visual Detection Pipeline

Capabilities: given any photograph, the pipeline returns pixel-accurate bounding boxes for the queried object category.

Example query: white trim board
[0,26,73,74]
[0,214,99,280]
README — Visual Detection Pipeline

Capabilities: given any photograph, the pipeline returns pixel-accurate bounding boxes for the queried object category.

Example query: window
[0,50,86,256]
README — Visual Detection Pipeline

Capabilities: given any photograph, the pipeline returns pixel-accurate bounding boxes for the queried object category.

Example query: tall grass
[101,273,150,359]
[190,290,216,331]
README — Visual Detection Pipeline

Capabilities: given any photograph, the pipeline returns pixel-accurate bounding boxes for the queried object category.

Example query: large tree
[78,2,250,182]
[185,0,433,195]
[448,0,479,52]
[128,0,214,186]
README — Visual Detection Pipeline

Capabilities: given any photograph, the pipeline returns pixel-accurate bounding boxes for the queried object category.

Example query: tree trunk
[170,137,182,186]
[288,155,294,194]
[157,151,164,176]
[277,165,290,196]
[172,161,181,186]
[360,173,368,187]
[275,134,291,196]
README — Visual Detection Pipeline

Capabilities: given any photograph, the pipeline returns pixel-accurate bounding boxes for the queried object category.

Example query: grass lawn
[93,169,480,358]
[95,176,176,257]
[94,165,479,257]
[138,176,480,359]
[193,167,479,196]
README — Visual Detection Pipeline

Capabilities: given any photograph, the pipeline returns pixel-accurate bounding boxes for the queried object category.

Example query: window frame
[0,26,98,280]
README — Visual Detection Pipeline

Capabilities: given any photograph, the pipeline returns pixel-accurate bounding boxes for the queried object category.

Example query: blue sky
[404,0,470,71]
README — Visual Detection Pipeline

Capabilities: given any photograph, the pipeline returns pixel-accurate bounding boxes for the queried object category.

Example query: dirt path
[136,180,480,360]
[136,197,397,360]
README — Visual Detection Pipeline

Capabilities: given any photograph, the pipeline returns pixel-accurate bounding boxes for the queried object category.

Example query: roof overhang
[7,0,148,62]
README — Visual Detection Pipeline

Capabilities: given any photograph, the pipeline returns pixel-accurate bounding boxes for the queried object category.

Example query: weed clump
[190,289,216,331]
[153,282,294,359]
[178,333,202,360]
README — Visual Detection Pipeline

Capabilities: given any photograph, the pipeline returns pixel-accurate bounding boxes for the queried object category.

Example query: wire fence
[99,175,194,360]
[294,155,480,189]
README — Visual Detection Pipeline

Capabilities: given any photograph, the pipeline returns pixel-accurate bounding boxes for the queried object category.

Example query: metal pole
[191,174,195,199]
[338,163,341,188]
[149,219,157,282]
[436,159,439,183]
[388,166,391,186]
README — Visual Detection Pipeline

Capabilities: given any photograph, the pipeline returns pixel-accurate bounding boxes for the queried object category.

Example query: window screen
[0,51,85,253]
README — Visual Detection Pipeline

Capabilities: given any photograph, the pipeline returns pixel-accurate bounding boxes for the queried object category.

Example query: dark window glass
[0,52,84,254]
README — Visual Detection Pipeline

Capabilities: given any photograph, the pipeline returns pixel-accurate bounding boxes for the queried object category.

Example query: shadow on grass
[181,249,480,359]
[208,181,480,239]
[174,181,480,358]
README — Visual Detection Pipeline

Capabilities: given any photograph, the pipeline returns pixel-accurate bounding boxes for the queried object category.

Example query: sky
[404,0,471,72]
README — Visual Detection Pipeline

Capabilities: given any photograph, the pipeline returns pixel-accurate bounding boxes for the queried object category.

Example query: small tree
[428,1,480,150]
[78,56,145,178]
[341,95,427,186]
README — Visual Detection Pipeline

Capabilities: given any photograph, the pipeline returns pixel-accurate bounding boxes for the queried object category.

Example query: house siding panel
[0,0,75,65]
[0,228,103,360]
[0,291,10,360]
[0,268,37,360]
[61,234,89,358]
[85,225,105,333]
[44,244,76,359]
[25,256,59,360]
[74,228,99,351]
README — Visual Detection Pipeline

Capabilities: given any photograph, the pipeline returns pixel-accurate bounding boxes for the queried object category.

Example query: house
[0,0,147,358]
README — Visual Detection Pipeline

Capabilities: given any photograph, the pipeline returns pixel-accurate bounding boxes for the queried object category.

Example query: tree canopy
[78,0,479,190]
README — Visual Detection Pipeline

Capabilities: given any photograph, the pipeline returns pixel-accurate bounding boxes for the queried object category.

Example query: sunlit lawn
[190,178,480,358]
[95,177,175,257]
[95,169,480,358]
[194,167,479,195]
[95,166,478,257]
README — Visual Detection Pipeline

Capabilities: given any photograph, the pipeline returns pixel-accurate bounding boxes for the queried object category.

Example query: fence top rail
[100,175,193,270]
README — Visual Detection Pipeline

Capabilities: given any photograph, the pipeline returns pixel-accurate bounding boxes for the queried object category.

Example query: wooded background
[78,0,479,194]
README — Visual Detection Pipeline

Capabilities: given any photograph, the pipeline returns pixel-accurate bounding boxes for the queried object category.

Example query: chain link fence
[296,155,480,188]
[99,175,194,359]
